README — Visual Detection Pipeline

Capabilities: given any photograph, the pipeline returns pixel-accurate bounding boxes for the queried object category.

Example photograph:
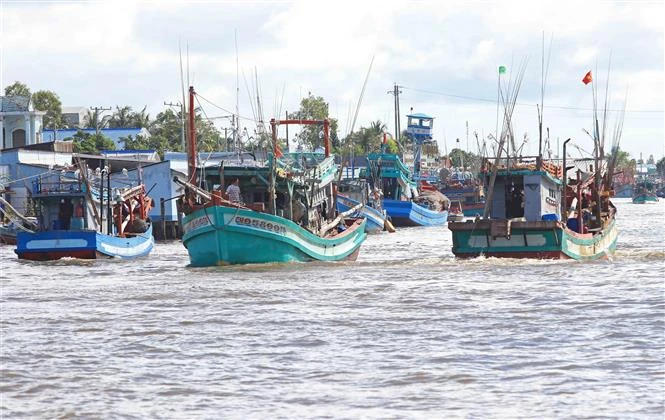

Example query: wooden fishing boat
[336,178,390,233]
[449,64,621,261]
[632,179,658,204]
[366,152,448,227]
[177,87,366,266]
[438,170,486,217]
[448,157,618,260]
[14,167,154,261]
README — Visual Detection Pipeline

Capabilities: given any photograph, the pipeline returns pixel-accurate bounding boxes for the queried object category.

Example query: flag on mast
[498,65,507,74]
[582,71,593,85]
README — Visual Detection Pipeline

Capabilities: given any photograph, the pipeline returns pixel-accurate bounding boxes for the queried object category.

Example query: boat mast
[188,86,197,187]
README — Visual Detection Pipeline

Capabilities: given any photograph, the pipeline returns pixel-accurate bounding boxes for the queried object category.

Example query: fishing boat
[449,64,620,260]
[632,167,658,204]
[14,165,154,261]
[448,156,617,260]
[177,87,366,266]
[336,178,392,233]
[438,169,486,217]
[366,151,449,227]
[363,113,449,227]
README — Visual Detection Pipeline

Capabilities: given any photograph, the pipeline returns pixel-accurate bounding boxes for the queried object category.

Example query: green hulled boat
[177,87,366,266]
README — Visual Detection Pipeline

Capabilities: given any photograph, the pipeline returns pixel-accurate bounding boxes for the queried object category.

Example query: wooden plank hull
[181,205,367,266]
[336,194,386,234]
[383,199,448,227]
[15,224,154,261]
[448,218,617,260]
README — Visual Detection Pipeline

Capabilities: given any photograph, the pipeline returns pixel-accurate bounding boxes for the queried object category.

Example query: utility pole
[164,101,185,151]
[387,83,402,145]
[285,110,289,151]
[89,106,111,136]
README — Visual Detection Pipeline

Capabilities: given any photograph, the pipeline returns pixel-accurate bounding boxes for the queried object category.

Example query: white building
[0,96,46,149]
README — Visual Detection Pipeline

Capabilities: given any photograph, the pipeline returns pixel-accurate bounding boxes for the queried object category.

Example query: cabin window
[549,188,556,199]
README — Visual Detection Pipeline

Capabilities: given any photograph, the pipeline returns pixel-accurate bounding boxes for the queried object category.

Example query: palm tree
[109,106,134,128]
[131,106,151,129]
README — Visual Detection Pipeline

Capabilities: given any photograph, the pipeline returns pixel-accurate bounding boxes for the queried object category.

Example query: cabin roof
[406,113,433,119]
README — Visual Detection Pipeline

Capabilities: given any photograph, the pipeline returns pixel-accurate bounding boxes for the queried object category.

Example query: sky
[1,0,663,161]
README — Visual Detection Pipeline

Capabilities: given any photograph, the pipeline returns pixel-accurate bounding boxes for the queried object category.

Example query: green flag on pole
[499,65,507,74]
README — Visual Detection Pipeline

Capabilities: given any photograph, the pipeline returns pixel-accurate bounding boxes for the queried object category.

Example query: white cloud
[1,0,662,158]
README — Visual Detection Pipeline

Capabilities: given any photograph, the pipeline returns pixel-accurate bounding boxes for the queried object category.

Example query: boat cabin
[485,166,562,222]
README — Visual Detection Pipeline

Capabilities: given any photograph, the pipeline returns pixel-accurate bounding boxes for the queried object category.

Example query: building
[0,96,46,149]
[61,106,88,128]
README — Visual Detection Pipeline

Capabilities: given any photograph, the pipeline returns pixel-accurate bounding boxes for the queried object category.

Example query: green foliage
[656,157,665,178]
[66,130,116,154]
[448,148,478,169]
[32,90,64,129]
[4,81,31,97]
[108,105,151,129]
[343,120,387,155]
[290,94,339,151]
[606,147,634,169]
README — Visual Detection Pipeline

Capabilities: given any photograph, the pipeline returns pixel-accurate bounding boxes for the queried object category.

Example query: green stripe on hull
[182,206,366,266]
[450,219,617,261]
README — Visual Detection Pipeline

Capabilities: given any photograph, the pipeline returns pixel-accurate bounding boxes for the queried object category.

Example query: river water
[1,198,663,419]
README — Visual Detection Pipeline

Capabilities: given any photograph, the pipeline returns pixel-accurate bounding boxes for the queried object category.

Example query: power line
[401,86,663,114]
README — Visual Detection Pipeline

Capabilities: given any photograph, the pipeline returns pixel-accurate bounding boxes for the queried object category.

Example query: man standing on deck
[226,178,241,203]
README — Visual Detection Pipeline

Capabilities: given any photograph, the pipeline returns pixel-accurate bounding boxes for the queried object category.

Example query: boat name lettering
[184,215,213,233]
[234,216,286,234]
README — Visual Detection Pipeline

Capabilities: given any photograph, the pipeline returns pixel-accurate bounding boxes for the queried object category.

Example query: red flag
[582,71,593,85]
[275,144,283,158]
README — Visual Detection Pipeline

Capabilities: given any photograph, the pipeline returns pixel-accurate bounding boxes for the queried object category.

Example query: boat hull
[448,218,617,260]
[15,224,154,261]
[383,199,448,227]
[181,205,367,266]
[336,194,386,233]
[632,194,658,204]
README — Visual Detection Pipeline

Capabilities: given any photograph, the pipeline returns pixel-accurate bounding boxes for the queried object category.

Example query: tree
[83,109,111,133]
[66,130,116,154]
[448,148,478,169]
[32,90,64,130]
[108,106,134,128]
[131,106,151,129]
[656,157,665,178]
[290,94,339,151]
[4,81,31,97]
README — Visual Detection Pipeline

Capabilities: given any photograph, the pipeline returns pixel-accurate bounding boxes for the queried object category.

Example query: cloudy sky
[2,0,663,160]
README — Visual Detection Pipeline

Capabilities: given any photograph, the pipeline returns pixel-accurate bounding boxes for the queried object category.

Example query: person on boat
[58,198,74,230]
[226,178,242,203]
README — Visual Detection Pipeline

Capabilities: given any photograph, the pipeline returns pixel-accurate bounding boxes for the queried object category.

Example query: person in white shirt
[226,178,241,202]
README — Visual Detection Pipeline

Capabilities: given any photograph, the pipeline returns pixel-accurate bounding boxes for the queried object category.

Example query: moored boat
[336,178,390,233]
[366,151,449,227]
[14,167,154,261]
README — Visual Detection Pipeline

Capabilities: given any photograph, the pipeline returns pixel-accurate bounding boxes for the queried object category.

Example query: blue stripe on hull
[336,195,385,233]
[383,199,448,227]
[15,224,154,261]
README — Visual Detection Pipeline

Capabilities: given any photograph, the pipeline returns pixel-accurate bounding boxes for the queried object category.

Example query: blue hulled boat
[14,169,154,261]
